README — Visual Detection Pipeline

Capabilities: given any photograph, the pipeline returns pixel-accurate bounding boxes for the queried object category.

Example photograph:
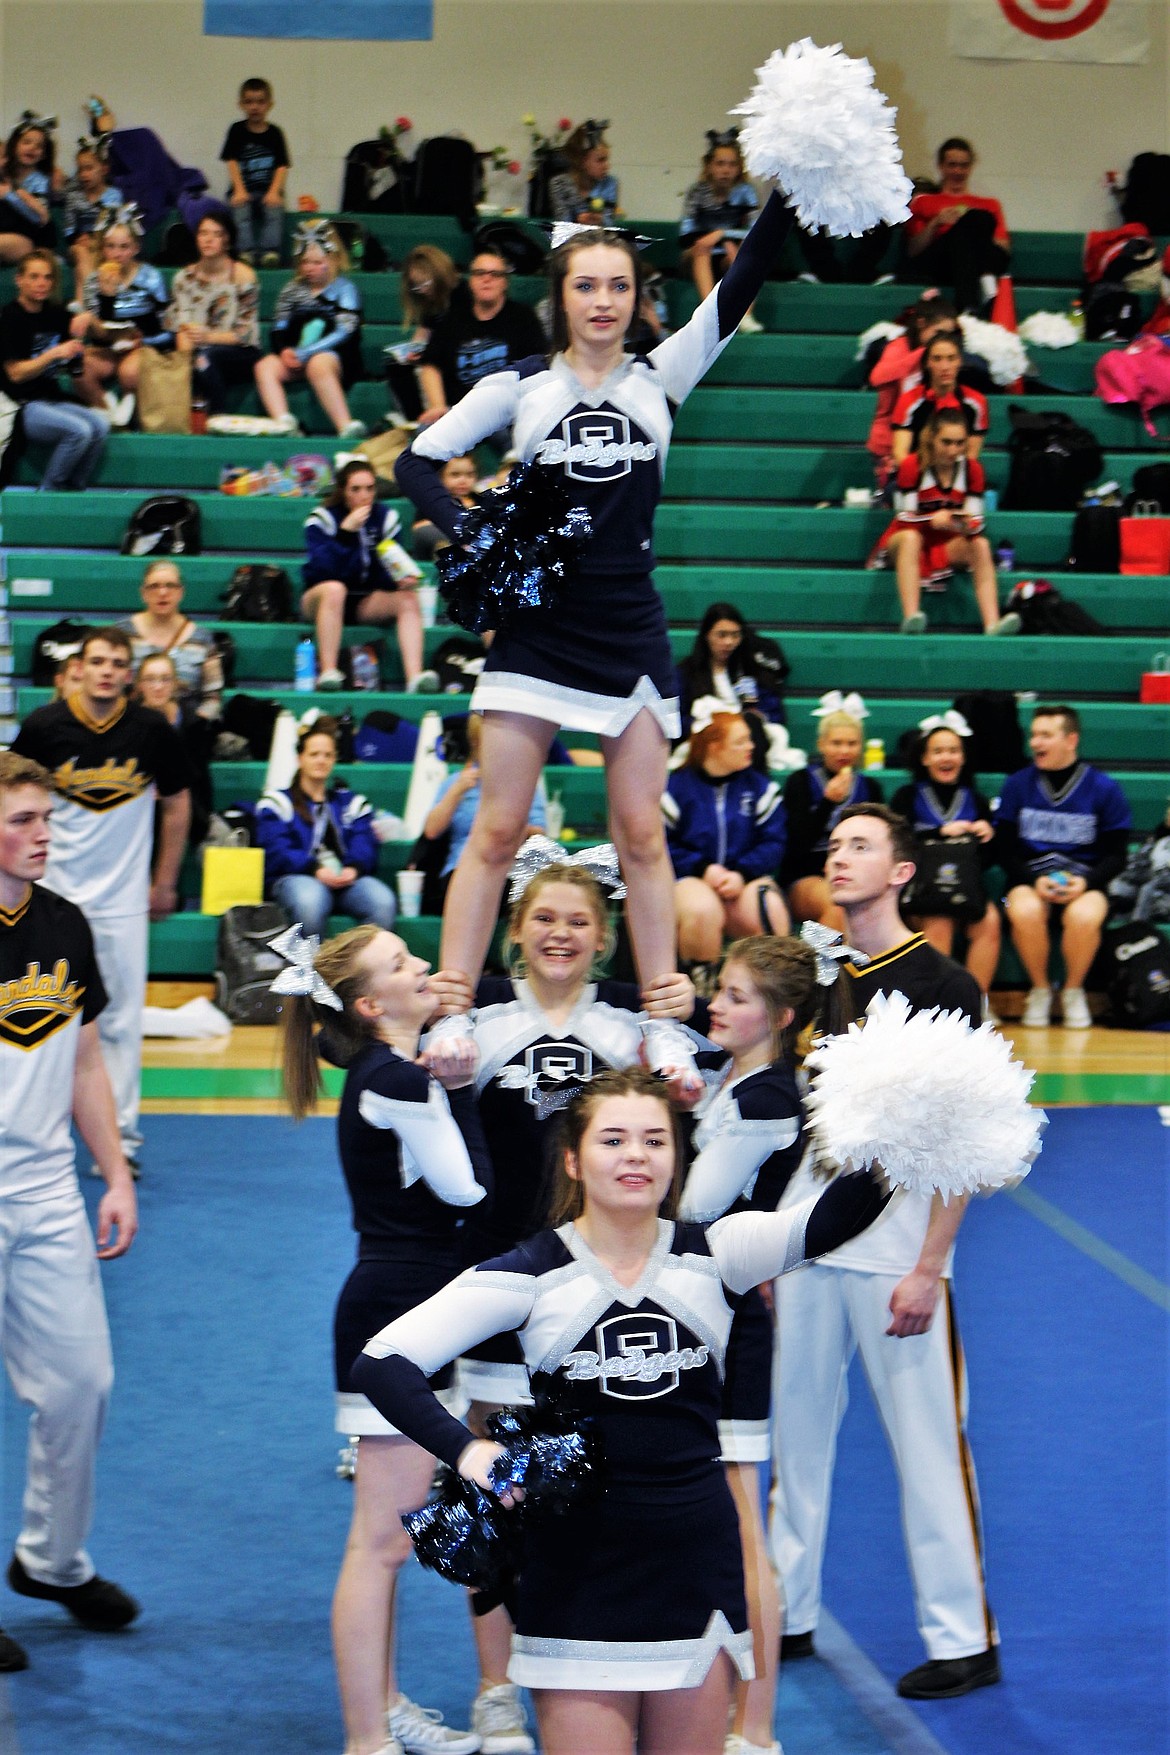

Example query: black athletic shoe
[780,1630,816,1660]
[0,1626,29,1671]
[897,1649,1001,1699]
[7,1556,139,1631]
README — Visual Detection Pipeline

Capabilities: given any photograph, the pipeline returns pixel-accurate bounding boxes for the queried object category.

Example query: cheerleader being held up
[876,409,1021,636]
[352,1067,892,1755]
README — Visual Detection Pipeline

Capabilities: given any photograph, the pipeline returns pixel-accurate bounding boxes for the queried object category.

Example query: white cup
[544,795,565,841]
[396,868,425,919]
[417,583,439,629]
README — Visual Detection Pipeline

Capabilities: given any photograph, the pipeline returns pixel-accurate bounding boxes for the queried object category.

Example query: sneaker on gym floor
[1060,986,1092,1029]
[900,611,927,635]
[470,1683,534,1754]
[387,1694,481,1753]
[1021,985,1052,1028]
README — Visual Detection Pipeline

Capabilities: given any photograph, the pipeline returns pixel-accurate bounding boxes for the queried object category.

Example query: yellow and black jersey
[846,933,981,1029]
[0,883,106,1198]
[12,697,190,919]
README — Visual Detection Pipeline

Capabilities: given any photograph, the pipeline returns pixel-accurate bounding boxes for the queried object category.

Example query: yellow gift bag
[200,846,265,915]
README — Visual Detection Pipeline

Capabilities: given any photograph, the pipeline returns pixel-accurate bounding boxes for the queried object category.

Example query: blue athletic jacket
[254,783,380,880]
[662,765,787,881]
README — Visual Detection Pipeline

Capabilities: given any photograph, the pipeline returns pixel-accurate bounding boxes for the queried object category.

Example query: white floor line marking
[1008,1185,1170,1312]
[817,1610,956,1755]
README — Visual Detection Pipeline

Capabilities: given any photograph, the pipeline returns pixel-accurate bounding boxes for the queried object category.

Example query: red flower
[558,118,572,132]
[508,161,522,176]
[396,116,412,132]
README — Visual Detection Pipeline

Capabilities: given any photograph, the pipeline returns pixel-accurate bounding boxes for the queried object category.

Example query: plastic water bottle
[294,636,317,692]
[350,644,379,690]
[995,540,1015,571]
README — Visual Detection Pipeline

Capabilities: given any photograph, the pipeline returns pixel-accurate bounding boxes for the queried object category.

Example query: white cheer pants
[1,1192,114,1586]
[90,913,147,1158]
[768,1262,996,1661]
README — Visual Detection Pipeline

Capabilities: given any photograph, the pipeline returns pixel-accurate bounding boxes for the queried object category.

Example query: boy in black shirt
[221,76,289,267]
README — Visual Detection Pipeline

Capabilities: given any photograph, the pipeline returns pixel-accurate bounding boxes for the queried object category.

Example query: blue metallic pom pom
[435,461,592,634]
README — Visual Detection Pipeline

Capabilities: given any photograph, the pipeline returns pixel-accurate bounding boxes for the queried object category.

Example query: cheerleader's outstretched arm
[710,1171,891,1293]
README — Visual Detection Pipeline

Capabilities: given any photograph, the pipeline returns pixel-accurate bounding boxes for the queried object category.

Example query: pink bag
[1095,335,1170,436]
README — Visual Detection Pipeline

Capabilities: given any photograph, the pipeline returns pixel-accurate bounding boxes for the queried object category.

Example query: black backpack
[1002,407,1104,513]
[219,564,295,622]
[1119,152,1170,235]
[121,495,202,557]
[1125,463,1170,515]
[220,692,283,758]
[214,903,291,1025]
[950,690,1028,776]
[1004,578,1108,636]
[1101,921,1170,1028]
[31,617,95,687]
[1083,280,1144,343]
[340,138,410,215]
[473,220,547,277]
[431,635,487,693]
[410,136,482,229]
[1066,505,1120,573]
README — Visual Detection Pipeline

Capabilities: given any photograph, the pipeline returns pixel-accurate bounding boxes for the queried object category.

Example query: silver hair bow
[106,201,144,239]
[293,218,339,257]
[918,710,972,739]
[507,835,627,903]
[16,111,57,136]
[546,219,658,252]
[267,922,343,1010]
[811,690,868,721]
[689,694,739,736]
[800,921,870,987]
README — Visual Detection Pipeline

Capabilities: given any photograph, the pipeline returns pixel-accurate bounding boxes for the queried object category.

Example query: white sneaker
[470,1684,534,1754]
[901,612,927,635]
[387,1695,481,1753]
[317,667,345,691]
[725,1737,783,1755]
[1060,986,1092,1029]
[273,412,301,435]
[737,312,764,334]
[981,994,1000,1025]
[987,612,1021,636]
[1021,986,1052,1028]
[340,418,369,441]
[112,393,136,429]
[406,669,441,695]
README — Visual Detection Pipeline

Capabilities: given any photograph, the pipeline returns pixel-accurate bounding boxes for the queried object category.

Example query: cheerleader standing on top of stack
[278,924,488,1755]
[352,1066,892,1755]
[395,187,798,1009]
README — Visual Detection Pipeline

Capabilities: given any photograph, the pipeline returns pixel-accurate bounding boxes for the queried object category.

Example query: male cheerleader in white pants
[768,803,1000,1700]
[0,752,139,1670]
[13,626,190,1170]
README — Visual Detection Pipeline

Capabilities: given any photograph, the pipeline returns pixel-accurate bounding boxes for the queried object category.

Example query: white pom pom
[959,313,1032,387]
[805,992,1045,1202]
[1018,310,1080,350]
[732,39,913,238]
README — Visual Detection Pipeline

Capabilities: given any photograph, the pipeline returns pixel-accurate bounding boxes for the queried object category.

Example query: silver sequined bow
[800,921,870,987]
[506,835,627,903]
[267,922,343,1010]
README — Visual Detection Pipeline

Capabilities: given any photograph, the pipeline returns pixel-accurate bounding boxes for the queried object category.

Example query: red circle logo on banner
[997,0,1110,39]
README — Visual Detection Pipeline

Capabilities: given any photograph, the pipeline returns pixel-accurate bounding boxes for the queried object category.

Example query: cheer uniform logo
[53,755,149,813]
[0,958,84,1051]
[564,1313,709,1402]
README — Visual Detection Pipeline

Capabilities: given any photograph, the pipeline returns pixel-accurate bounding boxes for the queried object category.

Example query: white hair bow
[800,921,870,987]
[689,695,740,736]
[811,690,868,721]
[267,922,343,1011]
[918,710,972,739]
[507,835,627,903]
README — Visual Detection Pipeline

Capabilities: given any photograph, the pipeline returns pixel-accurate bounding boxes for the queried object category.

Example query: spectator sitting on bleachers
[415,245,544,438]
[385,245,460,422]
[76,207,169,426]
[996,703,1132,1030]
[676,600,788,764]
[874,408,1020,637]
[905,138,1009,316]
[781,697,881,931]
[890,330,988,469]
[254,716,397,938]
[117,559,224,718]
[420,712,546,911]
[679,130,761,332]
[61,139,123,306]
[0,114,58,263]
[254,220,365,440]
[888,712,1001,1014]
[663,703,788,980]
[0,250,110,490]
[866,294,959,493]
[302,457,430,693]
[411,452,478,561]
[165,210,260,413]
[548,121,619,227]
[134,653,214,848]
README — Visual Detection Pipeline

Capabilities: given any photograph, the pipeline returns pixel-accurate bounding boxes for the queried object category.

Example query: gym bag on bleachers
[121,494,202,557]
[1066,505,1120,573]
[31,618,95,687]
[1100,921,1170,1029]
[1001,407,1103,512]
[219,564,295,622]
[215,902,291,1025]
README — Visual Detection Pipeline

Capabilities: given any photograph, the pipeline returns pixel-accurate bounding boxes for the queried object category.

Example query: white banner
[949,0,1150,63]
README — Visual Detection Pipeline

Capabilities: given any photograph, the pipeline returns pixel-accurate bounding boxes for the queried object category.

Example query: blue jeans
[271,873,396,940]
[233,197,283,259]
[22,399,109,490]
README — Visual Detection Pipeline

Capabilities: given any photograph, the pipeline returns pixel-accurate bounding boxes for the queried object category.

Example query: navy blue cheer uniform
[663,764,786,883]
[352,1177,889,1690]
[396,193,795,740]
[681,1054,806,1461]
[432,976,704,1403]
[332,1043,490,1436]
[780,763,884,886]
[994,760,1131,892]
